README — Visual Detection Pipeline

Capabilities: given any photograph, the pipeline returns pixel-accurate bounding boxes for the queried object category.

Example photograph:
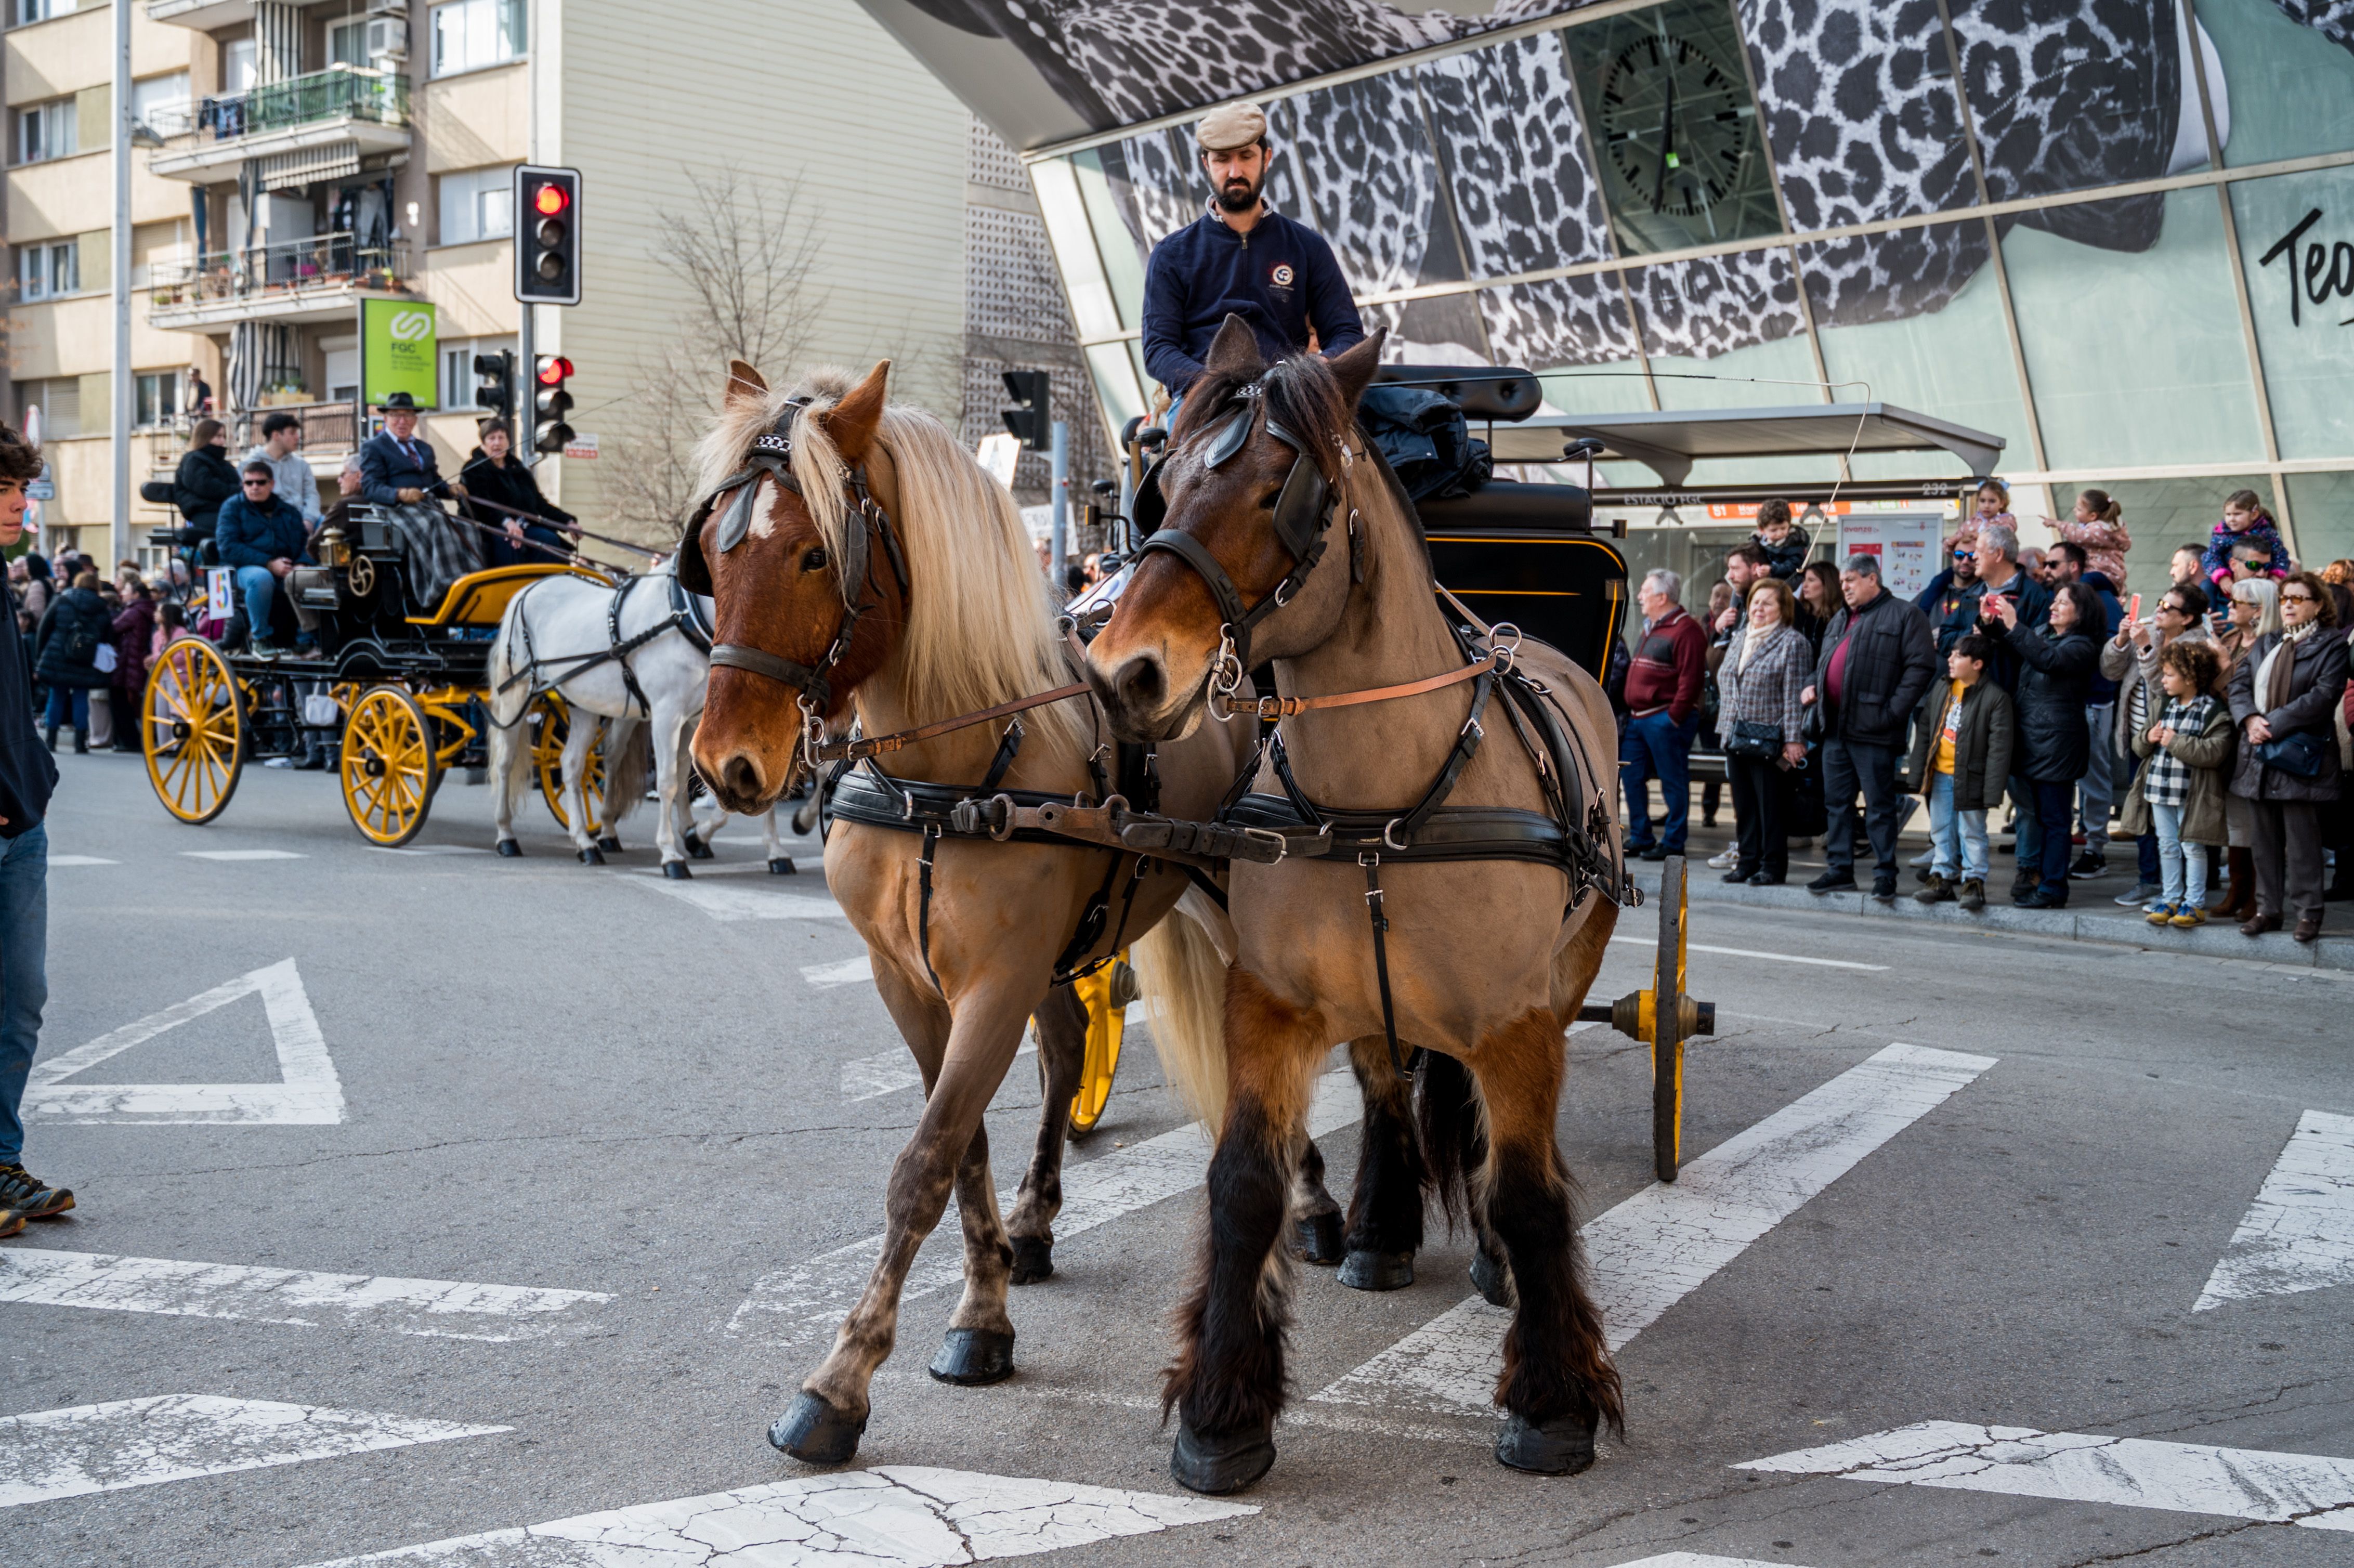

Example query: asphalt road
[4,749,2350,1568]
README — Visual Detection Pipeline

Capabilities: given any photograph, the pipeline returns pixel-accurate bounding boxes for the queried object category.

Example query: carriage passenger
[214,461,315,658]
[462,418,579,568]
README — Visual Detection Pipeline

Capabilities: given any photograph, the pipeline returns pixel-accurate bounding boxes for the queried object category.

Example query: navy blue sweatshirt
[1,579,58,834]
[1142,205,1365,393]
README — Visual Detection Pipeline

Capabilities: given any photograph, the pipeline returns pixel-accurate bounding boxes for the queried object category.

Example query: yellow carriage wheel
[531,693,609,836]
[1651,854,1690,1183]
[142,638,245,826]
[1065,952,1131,1138]
[341,686,439,846]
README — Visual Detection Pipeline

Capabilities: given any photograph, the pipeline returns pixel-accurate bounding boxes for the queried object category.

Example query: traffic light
[532,356,576,455]
[513,164,582,306]
[1000,369,1051,452]
[473,350,515,422]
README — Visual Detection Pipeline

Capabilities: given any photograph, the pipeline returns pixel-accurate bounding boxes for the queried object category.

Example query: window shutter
[74,85,108,158]
[77,371,111,436]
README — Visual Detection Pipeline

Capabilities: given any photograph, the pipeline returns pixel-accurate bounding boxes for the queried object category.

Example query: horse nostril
[722,754,763,802]
[1116,655,1166,716]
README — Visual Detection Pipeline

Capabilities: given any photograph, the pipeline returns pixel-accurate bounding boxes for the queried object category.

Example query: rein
[810,682,1090,763]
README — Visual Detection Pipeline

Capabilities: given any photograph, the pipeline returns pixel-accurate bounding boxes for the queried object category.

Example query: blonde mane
[692,369,1082,753]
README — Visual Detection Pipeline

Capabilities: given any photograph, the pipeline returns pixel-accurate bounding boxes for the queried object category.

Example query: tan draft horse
[687,360,1264,1467]
[1085,321,1629,1493]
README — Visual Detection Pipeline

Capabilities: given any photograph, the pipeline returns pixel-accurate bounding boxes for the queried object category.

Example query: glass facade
[1017,0,2354,569]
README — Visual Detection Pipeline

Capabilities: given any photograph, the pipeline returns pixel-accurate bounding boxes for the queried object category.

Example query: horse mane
[692,369,1082,751]
[1173,347,1353,482]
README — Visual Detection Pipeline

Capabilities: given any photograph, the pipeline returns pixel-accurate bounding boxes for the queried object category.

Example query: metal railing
[148,233,413,310]
[146,64,411,143]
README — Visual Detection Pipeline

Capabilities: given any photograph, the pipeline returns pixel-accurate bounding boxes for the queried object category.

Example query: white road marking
[24,959,345,1125]
[1605,1557,1796,1568]
[633,879,848,921]
[364,845,491,856]
[0,1249,612,1340]
[1737,1421,2354,1533]
[634,861,795,877]
[805,956,874,990]
[841,1049,924,1102]
[730,1068,1361,1344]
[296,1464,1251,1566]
[1606,935,1887,971]
[0,1395,506,1508]
[2195,1109,2354,1312]
[1315,1043,1994,1415]
[47,855,116,866]
[181,849,306,861]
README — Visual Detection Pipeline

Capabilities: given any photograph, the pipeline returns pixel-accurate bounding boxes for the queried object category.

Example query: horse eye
[1259,487,1285,511]
[802,546,829,571]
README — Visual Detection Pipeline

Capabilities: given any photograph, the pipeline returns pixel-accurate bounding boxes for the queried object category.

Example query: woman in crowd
[460,419,580,568]
[1715,575,1811,885]
[170,419,240,543]
[2209,576,2281,918]
[108,576,155,754]
[32,569,112,753]
[1987,580,2101,908]
[15,552,51,623]
[2049,487,2133,592]
[1795,559,1842,654]
[2227,571,2349,942]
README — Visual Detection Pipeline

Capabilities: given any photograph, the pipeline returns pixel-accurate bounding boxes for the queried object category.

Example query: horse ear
[1205,313,1263,381]
[1327,328,1387,413]
[724,359,768,409]
[828,359,890,462]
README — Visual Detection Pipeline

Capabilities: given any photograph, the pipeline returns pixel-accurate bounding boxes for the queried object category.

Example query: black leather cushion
[1415,481,1592,533]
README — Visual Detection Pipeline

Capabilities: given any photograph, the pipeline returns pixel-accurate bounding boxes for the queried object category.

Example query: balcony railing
[149,232,413,312]
[148,64,411,143]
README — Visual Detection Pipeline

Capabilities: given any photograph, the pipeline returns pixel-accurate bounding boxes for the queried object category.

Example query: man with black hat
[357,391,464,508]
[1141,101,1365,398]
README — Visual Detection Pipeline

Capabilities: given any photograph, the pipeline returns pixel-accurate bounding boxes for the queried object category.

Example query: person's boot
[71,729,88,755]
[43,724,58,752]
[2215,848,2254,919]
[1914,872,1955,904]
[1957,878,1986,911]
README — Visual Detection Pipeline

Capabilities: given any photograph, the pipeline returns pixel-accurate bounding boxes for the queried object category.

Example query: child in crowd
[2047,487,2133,592]
[2121,638,2230,927]
[1752,499,1809,580]
[1946,479,2016,560]
[2200,489,2290,593]
[1907,632,2014,911]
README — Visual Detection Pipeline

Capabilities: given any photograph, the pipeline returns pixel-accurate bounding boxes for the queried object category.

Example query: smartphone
[2128,593,2142,622]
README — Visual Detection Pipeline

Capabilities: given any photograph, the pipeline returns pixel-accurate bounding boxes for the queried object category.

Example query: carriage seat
[1373,364,1541,423]
[1415,480,1592,535]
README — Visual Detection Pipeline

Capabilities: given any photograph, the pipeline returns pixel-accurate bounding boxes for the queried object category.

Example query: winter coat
[1810,587,1937,749]
[2055,516,2133,591]
[2117,699,2231,846]
[1624,605,1706,724]
[110,597,155,695]
[1754,525,1808,581]
[1939,569,2052,693]
[171,445,241,538]
[214,494,311,570]
[2005,621,2098,783]
[1716,621,1810,743]
[459,452,577,529]
[1904,678,2015,811]
[0,581,56,833]
[33,585,112,689]
[2080,577,2125,702]
[2227,628,2351,804]
[2100,626,2219,758]
[2200,514,2290,593]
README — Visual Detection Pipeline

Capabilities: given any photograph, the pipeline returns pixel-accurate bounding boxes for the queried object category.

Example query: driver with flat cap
[1141,101,1365,399]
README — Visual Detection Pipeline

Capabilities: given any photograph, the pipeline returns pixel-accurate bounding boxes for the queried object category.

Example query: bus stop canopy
[1487,403,2006,486]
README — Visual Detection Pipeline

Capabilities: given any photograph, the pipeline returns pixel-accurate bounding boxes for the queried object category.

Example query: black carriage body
[1418,485,1626,681]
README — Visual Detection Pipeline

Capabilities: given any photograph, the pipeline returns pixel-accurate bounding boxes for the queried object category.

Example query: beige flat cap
[1196,101,1267,152]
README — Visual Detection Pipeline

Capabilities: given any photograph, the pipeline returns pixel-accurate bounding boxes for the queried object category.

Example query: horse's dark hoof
[1495,1410,1598,1475]
[768,1390,867,1464]
[495,840,522,858]
[596,835,623,854]
[1293,1211,1345,1265]
[1339,1249,1415,1291]
[1171,1420,1276,1495]
[577,846,605,866]
[928,1327,1016,1385]
[1009,1236,1054,1285]
[768,857,797,876]
[685,832,715,860]
[662,859,693,880]
[1470,1248,1514,1308]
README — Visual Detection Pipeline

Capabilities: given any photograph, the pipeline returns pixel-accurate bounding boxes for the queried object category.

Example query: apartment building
[5,0,1016,567]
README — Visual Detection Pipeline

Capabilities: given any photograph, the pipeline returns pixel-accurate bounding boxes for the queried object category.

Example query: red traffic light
[535,356,573,385]
[531,181,570,218]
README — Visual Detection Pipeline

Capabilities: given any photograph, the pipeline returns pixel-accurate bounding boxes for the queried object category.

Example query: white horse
[487,558,794,875]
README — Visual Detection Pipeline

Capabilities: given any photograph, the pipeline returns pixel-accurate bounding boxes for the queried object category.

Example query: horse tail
[1133,909,1228,1129]
[1414,1048,1481,1233]
[602,718,652,824]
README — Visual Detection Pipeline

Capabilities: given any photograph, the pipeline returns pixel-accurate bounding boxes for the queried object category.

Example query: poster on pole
[1836,514,1944,603]
[360,299,438,408]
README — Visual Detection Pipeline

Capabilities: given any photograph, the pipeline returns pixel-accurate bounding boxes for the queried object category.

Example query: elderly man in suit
[357,391,465,507]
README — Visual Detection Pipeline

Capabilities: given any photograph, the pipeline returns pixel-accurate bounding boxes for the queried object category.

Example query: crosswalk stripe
[805,956,875,990]
[0,1395,506,1508]
[295,1464,1251,1566]
[1314,1043,1995,1415]
[728,1068,1361,1345]
[632,879,848,921]
[0,1248,612,1340]
[1604,1557,1795,1568]
[2194,1108,2354,1312]
[1737,1421,2354,1532]
[47,855,116,866]
[181,850,306,861]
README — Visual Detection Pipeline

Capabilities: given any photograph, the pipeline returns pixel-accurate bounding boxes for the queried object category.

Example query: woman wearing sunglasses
[2226,571,2349,942]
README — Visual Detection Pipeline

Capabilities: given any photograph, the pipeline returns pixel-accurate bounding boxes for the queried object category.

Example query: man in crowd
[1620,569,1707,863]
[0,417,71,1237]
[1804,554,1937,899]
[1707,543,1767,675]
[1920,540,1981,654]
[2049,540,2125,878]
[215,460,314,658]
[244,411,321,528]
[2171,543,2207,589]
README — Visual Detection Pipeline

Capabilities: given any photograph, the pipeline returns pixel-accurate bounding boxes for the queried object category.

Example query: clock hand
[1653,69,1676,211]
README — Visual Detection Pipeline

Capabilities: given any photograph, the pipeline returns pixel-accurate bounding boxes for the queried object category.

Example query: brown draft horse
[687,359,1294,1466]
[1084,320,1628,1493]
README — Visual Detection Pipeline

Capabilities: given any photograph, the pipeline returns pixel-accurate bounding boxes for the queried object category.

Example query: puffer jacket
[2117,698,2232,846]
[171,445,240,538]
[2005,621,2098,782]
[1904,678,2016,809]
[33,585,112,689]
[2227,626,2351,804]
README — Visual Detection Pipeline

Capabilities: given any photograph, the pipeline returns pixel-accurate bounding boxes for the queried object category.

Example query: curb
[1637,864,2354,972]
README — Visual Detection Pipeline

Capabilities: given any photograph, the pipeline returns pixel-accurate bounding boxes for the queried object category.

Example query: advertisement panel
[361,299,438,408]
[1835,515,1946,605]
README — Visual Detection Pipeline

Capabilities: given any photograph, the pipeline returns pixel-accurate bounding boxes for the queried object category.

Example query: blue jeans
[2078,702,2114,851]
[2009,774,2039,871]
[236,564,281,640]
[1926,772,1989,881]
[2029,779,2074,896]
[43,685,88,732]
[1620,710,1698,851]
[0,821,48,1167]
[2137,831,2161,885]
[2151,801,2209,908]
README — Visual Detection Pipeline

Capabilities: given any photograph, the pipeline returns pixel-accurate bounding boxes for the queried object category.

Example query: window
[134,371,183,430]
[431,0,526,76]
[441,335,517,410]
[438,166,515,246]
[329,18,368,68]
[13,98,74,165]
[131,72,191,138]
[17,240,78,301]
[19,377,79,439]
[222,37,257,96]
[11,0,81,25]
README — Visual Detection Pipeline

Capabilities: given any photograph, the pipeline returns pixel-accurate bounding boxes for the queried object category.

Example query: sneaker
[2170,905,2208,929]
[2017,885,2069,910]
[2068,850,2107,880]
[263,756,296,768]
[1748,871,1785,885]
[1872,875,1898,901]
[1957,878,1986,911]
[1707,848,1738,869]
[250,640,284,659]
[1914,873,1956,904]
[1721,867,1751,883]
[2113,882,2163,907]
[2145,900,2178,926]
[0,1164,74,1232]
[1807,869,1856,893]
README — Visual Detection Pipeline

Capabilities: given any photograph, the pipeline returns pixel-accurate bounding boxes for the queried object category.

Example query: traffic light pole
[1049,421,1069,584]
[517,302,538,471]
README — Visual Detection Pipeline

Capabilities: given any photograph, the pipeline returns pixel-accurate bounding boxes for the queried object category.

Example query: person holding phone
[1985,581,2101,908]
[2226,572,2349,942]
[2102,581,2215,908]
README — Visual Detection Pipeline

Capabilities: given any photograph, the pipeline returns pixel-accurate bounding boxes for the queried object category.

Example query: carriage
[140,504,616,847]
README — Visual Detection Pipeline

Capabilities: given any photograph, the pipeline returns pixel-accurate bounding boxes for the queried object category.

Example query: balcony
[149,232,415,330]
[147,66,412,184]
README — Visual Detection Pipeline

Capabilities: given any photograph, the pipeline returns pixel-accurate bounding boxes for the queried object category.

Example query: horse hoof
[928,1327,1016,1386]
[1338,1249,1415,1291]
[685,832,715,860]
[1293,1212,1345,1265]
[768,857,797,876]
[768,1390,867,1464]
[1469,1248,1515,1309]
[662,860,693,880]
[1009,1236,1054,1285]
[495,840,522,858]
[596,836,623,854]
[1171,1420,1276,1495]
[1494,1410,1598,1476]
[578,847,605,866]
